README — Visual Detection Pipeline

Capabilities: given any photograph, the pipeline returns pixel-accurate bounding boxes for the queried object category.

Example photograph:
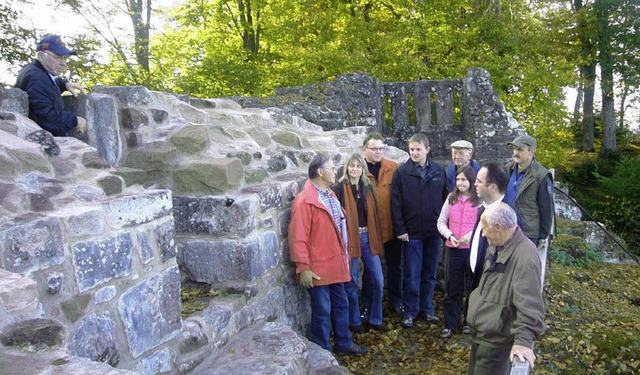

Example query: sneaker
[421,314,440,324]
[402,317,414,328]
[368,323,389,332]
[350,325,365,334]
[462,325,470,334]
[334,343,368,355]
[440,328,453,338]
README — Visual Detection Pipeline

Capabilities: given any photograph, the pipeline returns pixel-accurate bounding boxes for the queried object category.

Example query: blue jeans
[308,283,353,351]
[345,257,362,327]
[403,236,442,319]
[444,246,471,330]
[360,232,385,325]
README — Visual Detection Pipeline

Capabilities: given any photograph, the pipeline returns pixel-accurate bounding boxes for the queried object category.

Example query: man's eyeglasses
[366,147,385,152]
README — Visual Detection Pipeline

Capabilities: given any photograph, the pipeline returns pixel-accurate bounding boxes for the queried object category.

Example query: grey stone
[92,85,153,106]
[151,109,169,123]
[0,269,39,319]
[111,167,148,186]
[135,347,172,375]
[87,94,121,166]
[25,130,60,156]
[126,131,143,147]
[9,148,51,174]
[271,131,303,149]
[60,207,104,239]
[72,232,133,291]
[226,151,253,165]
[118,266,182,358]
[169,125,209,153]
[120,107,149,129]
[241,183,282,211]
[266,154,287,172]
[82,150,111,169]
[94,286,117,304]
[179,232,278,284]
[173,159,243,195]
[102,190,172,227]
[199,301,233,344]
[68,314,120,366]
[178,319,209,354]
[173,195,257,238]
[244,168,269,184]
[0,319,63,349]
[155,218,176,262]
[0,112,16,120]
[73,184,107,201]
[125,143,178,180]
[0,88,28,116]
[61,294,91,322]
[278,209,292,237]
[0,216,65,273]
[97,174,124,196]
[137,231,155,264]
[46,272,64,295]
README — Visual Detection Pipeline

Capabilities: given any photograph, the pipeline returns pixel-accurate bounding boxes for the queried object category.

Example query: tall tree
[596,0,616,154]
[0,1,37,86]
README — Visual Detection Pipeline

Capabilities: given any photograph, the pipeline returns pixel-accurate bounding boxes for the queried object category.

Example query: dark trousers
[467,342,511,375]
[443,246,471,330]
[383,239,403,309]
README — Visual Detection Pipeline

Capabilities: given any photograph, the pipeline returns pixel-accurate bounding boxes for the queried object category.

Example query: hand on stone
[76,116,87,133]
[510,344,536,369]
[65,81,86,96]
[299,270,320,289]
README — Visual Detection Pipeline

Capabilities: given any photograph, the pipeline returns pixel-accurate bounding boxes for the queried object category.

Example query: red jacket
[289,180,351,286]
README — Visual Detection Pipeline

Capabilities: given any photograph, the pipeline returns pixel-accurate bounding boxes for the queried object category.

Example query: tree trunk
[575,0,596,151]
[127,0,151,72]
[597,0,616,155]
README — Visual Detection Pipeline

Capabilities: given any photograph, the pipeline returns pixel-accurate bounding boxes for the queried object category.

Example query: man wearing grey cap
[447,140,481,192]
[504,134,554,247]
[15,34,87,137]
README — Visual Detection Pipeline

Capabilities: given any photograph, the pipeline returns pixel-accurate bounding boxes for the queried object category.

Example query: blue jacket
[15,60,77,136]
[391,159,448,239]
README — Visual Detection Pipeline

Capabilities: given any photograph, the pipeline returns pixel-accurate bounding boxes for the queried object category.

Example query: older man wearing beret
[15,34,87,137]
[446,140,481,192]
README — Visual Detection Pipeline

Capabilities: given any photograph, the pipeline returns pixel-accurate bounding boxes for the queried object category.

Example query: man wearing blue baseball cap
[15,34,87,137]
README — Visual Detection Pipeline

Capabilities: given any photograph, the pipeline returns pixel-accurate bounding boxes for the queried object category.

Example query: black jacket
[15,60,77,136]
[391,159,448,239]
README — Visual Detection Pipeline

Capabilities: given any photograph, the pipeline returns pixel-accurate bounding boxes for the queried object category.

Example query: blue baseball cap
[36,34,77,56]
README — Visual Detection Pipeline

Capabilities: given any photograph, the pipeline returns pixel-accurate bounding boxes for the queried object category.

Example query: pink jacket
[437,195,479,249]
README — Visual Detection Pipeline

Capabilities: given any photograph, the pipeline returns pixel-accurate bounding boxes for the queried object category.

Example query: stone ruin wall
[0,68,527,374]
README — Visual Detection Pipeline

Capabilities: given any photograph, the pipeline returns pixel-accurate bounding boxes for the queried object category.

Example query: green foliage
[0,1,37,86]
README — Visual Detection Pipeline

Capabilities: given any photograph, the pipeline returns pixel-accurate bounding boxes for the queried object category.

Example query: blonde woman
[332,153,387,332]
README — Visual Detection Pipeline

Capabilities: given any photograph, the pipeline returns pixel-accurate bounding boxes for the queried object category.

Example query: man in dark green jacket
[504,134,554,247]
[467,203,545,375]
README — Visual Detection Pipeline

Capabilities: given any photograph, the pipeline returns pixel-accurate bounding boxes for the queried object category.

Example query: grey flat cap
[508,134,537,149]
[450,140,473,150]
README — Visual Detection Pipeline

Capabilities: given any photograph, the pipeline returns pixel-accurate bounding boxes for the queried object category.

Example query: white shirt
[469,194,505,273]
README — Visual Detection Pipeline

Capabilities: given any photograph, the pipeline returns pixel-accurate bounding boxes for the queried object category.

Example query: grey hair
[483,202,517,229]
[338,153,371,186]
[308,153,332,179]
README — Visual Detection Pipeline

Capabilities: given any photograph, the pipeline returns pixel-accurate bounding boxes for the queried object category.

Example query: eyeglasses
[366,147,385,152]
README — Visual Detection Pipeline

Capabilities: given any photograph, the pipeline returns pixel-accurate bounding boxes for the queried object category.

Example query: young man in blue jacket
[15,34,87,136]
[391,133,448,328]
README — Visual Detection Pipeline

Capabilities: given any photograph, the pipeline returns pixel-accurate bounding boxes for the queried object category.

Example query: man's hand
[537,239,547,251]
[510,344,536,368]
[76,116,87,133]
[299,270,321,289]
[65,81,86,96]
[397,233,409,242]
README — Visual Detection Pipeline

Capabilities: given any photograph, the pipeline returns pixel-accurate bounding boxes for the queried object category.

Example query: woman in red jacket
[332,153,387,332]
[437,165,481,338]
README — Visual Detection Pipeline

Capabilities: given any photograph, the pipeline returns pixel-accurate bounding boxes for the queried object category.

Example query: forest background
[1,0,639,252]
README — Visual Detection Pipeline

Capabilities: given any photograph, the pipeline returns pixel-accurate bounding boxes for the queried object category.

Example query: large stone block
[118,266,182,358]
[169,125,209,153]
[0,318,64,349]
[56,207,105,239]
[173,159,243,195]
[240,183,282,212]
[87,94,121,166]
[92,85,153,106]
[155,217,176,262]
[68,313,120,366]
[0,269,39,327]
[102,190,172,227]
[173,195,256,238]
[72,232,133,292]
[125,143,178,179]
[178,231,279,284]
[0,216,65,273]
[135,347,172,375]
[0,88,28,116]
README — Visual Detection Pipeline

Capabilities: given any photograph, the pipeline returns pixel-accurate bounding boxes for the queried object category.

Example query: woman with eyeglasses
[332,153,388,333]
